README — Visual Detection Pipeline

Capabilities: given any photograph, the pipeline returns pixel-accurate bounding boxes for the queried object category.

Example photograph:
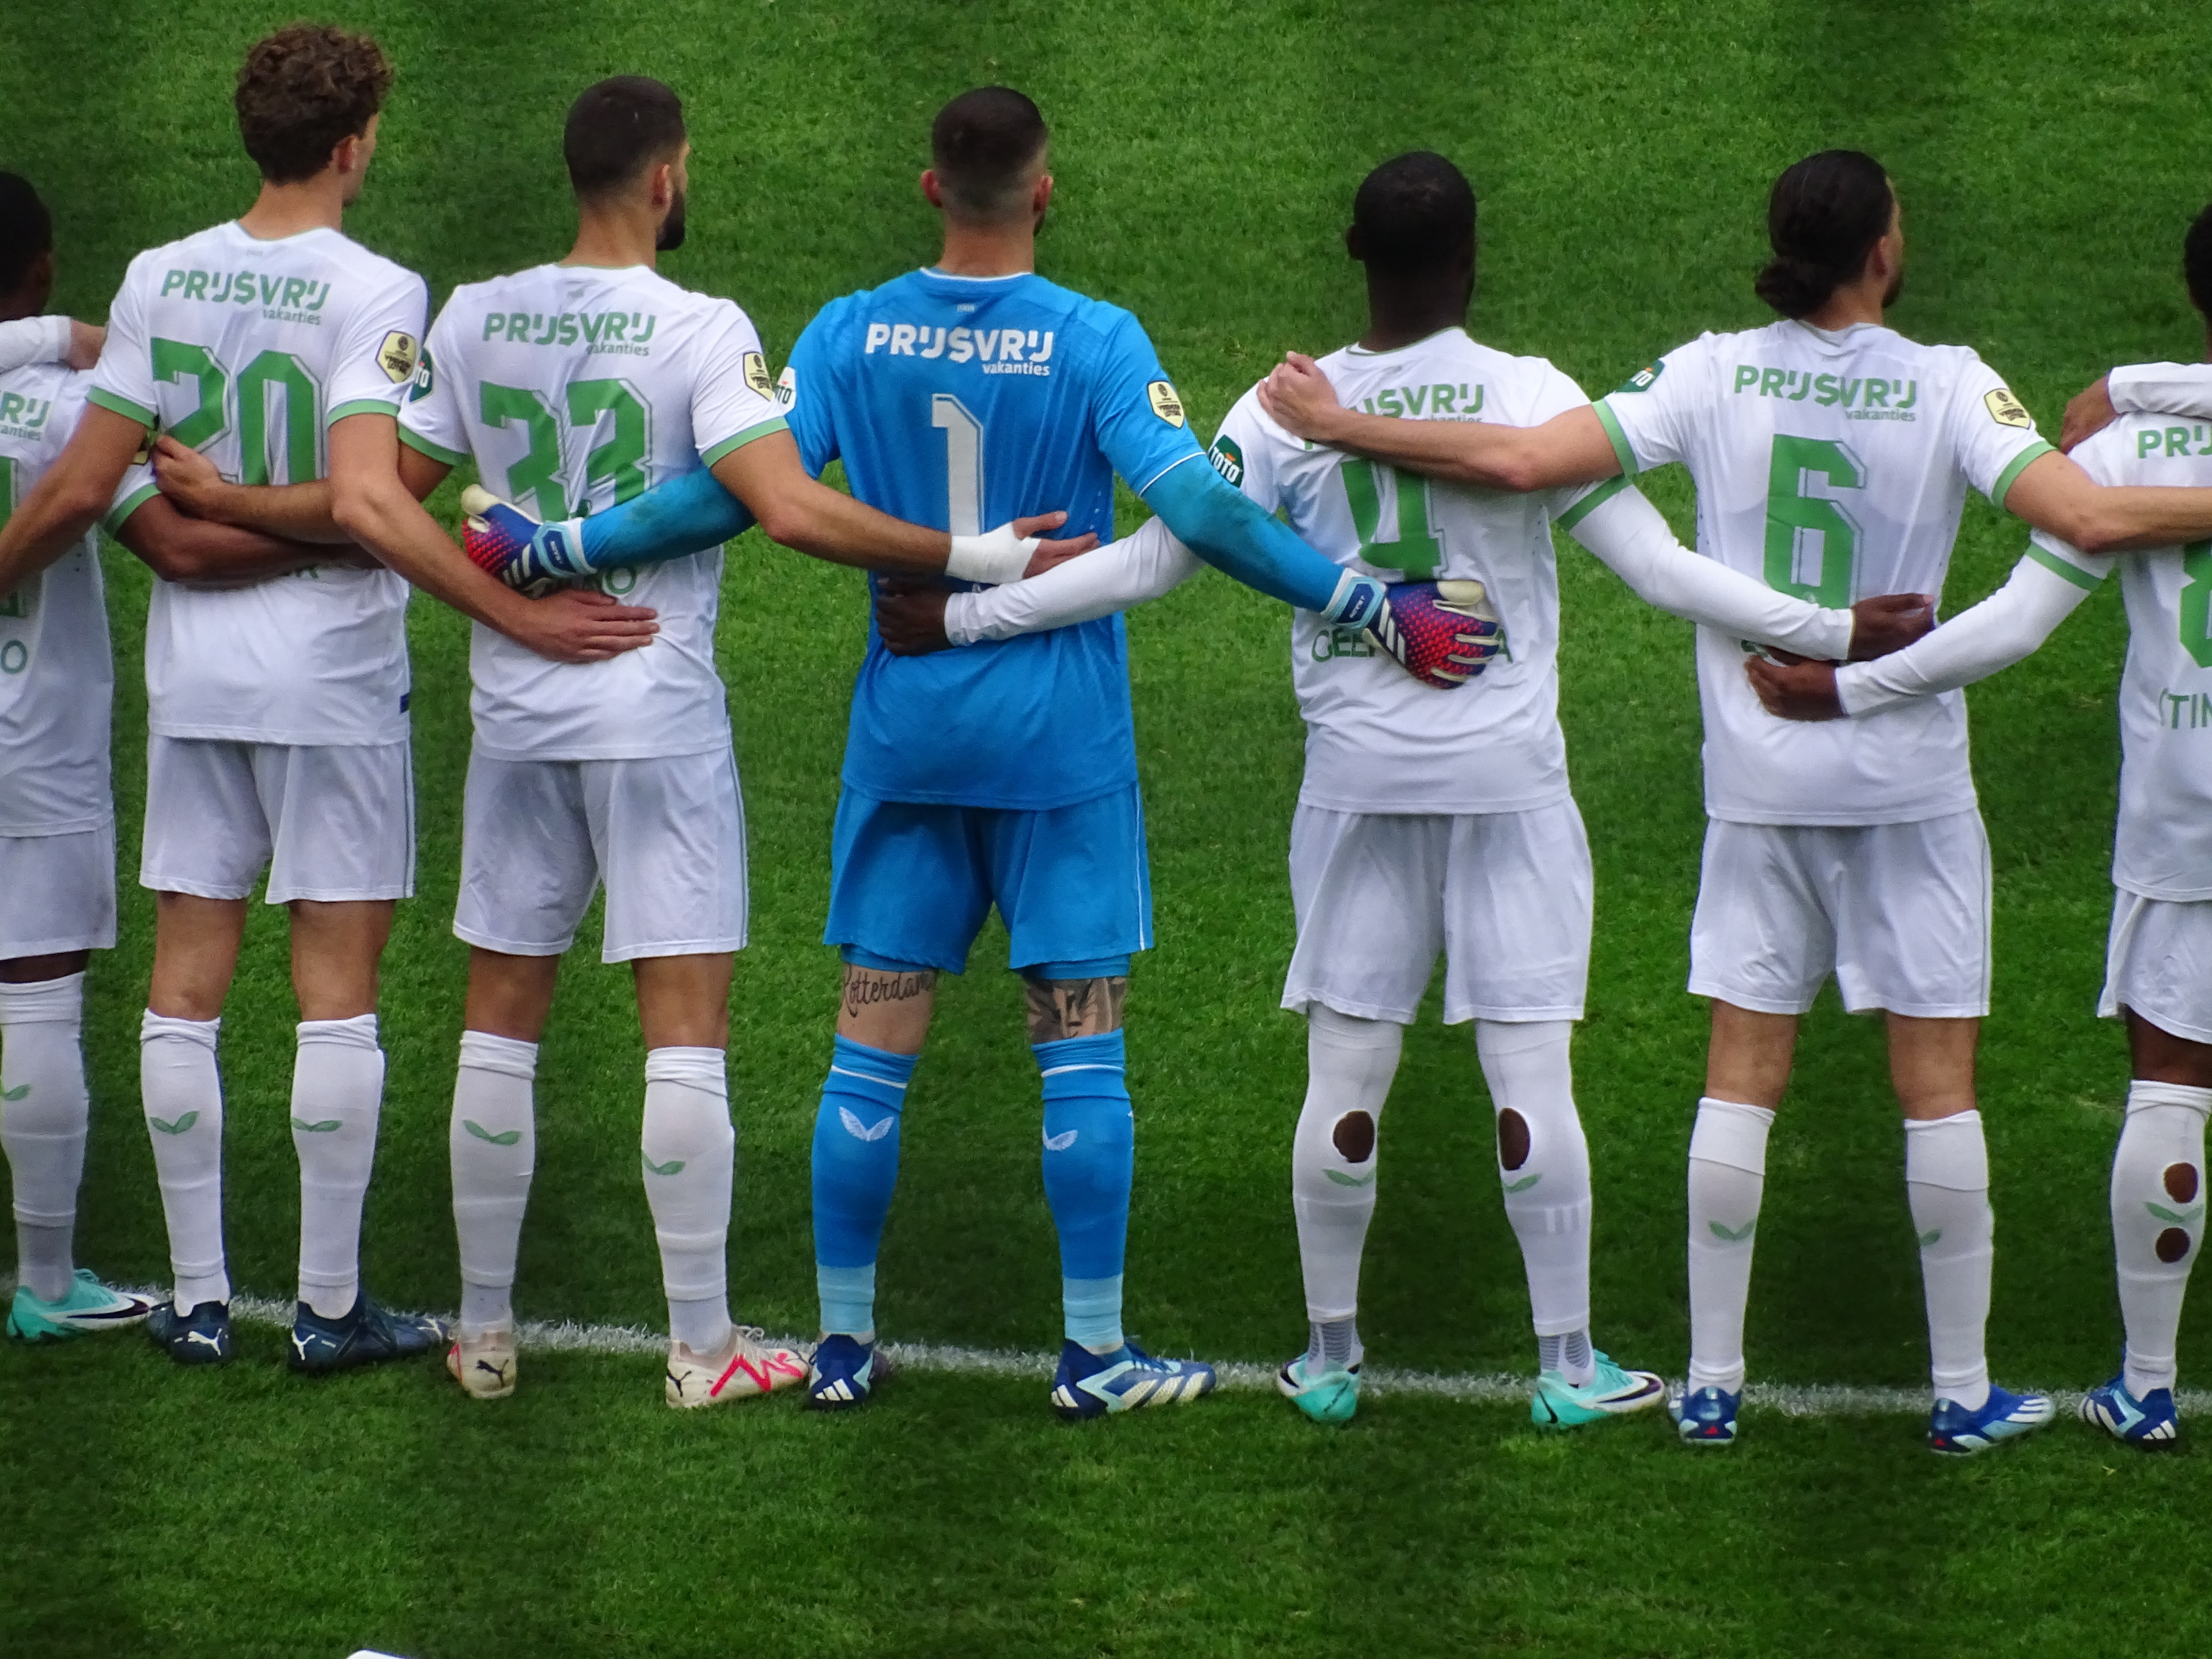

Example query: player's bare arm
[1259,351,1620,491]
[150,434,350,542]
[328,411,659,664]
[113,493,373,588]
[1997,446,2212,552]
[2061,375,2116,452]
[0,402,141,596]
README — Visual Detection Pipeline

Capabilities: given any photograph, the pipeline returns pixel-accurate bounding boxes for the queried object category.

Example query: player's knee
[1331,1109,1376,1164]
[1496,1107,1531,1172]
[1023,975,1128,1042]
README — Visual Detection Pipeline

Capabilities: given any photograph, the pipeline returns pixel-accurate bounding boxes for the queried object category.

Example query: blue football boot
[146,1298,233,1366]
[1928,1384,2055,1455]
[805,1332,887,1411]
[1671,1384,1741,1446]
[287,1294,444,1375]
[2080,1372,2180,1448]
[1051,1339,1217,1421]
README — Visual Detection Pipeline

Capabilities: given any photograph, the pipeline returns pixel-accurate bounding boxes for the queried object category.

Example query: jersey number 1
[1764,434,1862,608]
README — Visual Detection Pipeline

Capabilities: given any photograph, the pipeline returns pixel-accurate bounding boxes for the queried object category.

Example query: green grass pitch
[7,1,2212,1653]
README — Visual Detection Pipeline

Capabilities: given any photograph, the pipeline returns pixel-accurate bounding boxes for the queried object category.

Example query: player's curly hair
[234,23,393,184]
[1349,151,1476,278]
[0,173,54,298]
[1755,150,1895,319]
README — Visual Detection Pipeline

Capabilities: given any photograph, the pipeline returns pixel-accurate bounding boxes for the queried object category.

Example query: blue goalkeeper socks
[1035,1032,1134,1351]
[810,1036,916,1338]
[570,467,756,573]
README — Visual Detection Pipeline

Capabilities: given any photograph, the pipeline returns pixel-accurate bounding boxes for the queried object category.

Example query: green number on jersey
[150,338,228,451]
[2179,540,2212,668]
[236,349,322,486]
[566,379,650,507]
[479,382,569,520]
[0,454,24,622]
[1763,434,1863,608]
[1340,458,1442,576]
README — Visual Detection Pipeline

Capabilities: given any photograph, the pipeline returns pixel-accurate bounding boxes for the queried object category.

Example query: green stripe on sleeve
[2025,544,2107,591]
[700,415,789,468]
[1554,474,1628,532]
[102,480,161,535]
[327,399,400,427]
[85,388,155,429]
[1991,438,2055,509]
[1592,400,1640,478]
[397,426,467,466]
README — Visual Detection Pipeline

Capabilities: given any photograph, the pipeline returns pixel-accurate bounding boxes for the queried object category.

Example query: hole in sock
[1497,1107,1530,1172]
[1331,1111,1375,1164]
[2165,1162,2199,1203]
[2157,1227,2194,1264]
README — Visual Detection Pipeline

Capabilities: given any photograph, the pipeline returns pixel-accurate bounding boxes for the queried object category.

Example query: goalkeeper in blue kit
[465,88,1474,1415]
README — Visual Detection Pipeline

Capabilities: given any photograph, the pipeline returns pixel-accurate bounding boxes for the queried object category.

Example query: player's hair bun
[1754,150,1894,320]
[1753,252,1842,318]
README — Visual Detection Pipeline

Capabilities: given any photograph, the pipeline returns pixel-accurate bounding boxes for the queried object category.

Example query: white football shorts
[0,825,117,957]
[453,744,747,963]
[2099,891,2212,1044]
[1281,798,1592,1025]
[139,737,415,904]
[1688,810,1991,1019]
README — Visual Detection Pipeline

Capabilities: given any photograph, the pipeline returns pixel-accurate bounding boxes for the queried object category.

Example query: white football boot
[664,1325,807,1409]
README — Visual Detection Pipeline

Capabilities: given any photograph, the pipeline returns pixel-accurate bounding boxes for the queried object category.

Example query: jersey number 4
[1339,457,1442,577]
[1764,434,1863,608]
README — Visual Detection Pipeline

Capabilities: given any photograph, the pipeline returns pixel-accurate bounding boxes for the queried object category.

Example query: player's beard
[657,187,688,252]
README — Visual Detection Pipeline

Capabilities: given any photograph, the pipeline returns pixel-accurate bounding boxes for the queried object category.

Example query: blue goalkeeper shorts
[824,783,1152,976]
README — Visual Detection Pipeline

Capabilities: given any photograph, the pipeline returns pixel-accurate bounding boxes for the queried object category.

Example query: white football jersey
[1211,327,1609,815]
[0,367,113,835]
[2035,414,2212,899]
[91,221,425,745]
[1598,320,2051,825]
[401,263,785,761]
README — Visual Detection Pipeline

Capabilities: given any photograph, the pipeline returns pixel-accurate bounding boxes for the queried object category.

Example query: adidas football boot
[1051,1339,1217,1421]
[1927,1384,2055,1456]
[1671,1385,1741,1446]
[1531,1350,1666,1429]
[7,1270,155,1342]
[664,1325,806,1410]
[1277,1353,1361,1425]
[446,1326,519,1401]
[288,1294,445,1375]
[2080,1373,2179,1448]
[459,486,585,595]
[806,1332,886,1411]
[146,1298,233,1366]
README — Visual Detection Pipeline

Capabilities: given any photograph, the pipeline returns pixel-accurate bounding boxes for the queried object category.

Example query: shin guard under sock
[0,975,89,1303]
[140,1010,228,1312]
[1904,1110,1994,1411]
[1035,1032,1133,1351]
[1290,1007,1402,1354]
[292,1014,384,1319]
[642,1047,735,1352]
[810,1036,915,1338]
[450,1031,538,1335]
[1686,1097,1774,1394]
[2110,1079,2211,1398]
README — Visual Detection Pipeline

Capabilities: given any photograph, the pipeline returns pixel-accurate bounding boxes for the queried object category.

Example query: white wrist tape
[946,522,1039,585]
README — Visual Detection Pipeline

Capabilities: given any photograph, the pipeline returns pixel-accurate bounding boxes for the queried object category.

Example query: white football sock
[140,1010,228,1312]
[1290,1007,1402,1337]
[1478,1020,1594,1385]
[1686,1097,1774,1394]
[2109,1079,2211,1399]
[1904,1109,1994,1412]
[0,975,89,1303]
[641,1046,734,1354]
[449,1031,538,1336]
[290,1015,384,1319]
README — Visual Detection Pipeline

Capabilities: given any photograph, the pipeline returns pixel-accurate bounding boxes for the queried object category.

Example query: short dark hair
[2184,203,2212,317]
[564,76,687,200]
[234,24,393,184]
[1754,149,1896,319]
[930,87,1048,221]
[1349,151,1476,277]
[0,173,53,296]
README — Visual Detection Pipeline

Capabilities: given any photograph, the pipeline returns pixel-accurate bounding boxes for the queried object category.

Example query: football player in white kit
[1753,202,2212,1447]
[0,172,391,1347]
[873,151,1935,1426]
[0,26,663,1374]
[1262,149,2212,1453]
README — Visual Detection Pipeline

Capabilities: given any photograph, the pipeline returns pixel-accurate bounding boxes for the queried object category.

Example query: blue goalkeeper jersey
[782,268,1205,808]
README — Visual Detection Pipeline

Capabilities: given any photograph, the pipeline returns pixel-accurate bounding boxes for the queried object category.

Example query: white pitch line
[28,1279,2199,1417]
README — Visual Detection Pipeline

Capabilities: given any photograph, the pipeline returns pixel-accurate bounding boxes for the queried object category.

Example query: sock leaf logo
[642,1153,686,1176]
[1324,1168,1376,1187]
[149,1110,199,1135]
[839,1107,895,1143]
[2,1083,28,1101]
[1043,1128,1078,1152]
[1502,1173,1543,1194]
[1708,1219,1756,1243]
[2146,1201,2205,1225]
[291,1116,342,1134]
[1918,1228,1944,1247]
[463,1119,523,1147]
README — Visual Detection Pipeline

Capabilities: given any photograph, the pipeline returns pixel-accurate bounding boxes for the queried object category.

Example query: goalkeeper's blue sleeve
[1138,456,1344,613]
[576,467,756,571]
